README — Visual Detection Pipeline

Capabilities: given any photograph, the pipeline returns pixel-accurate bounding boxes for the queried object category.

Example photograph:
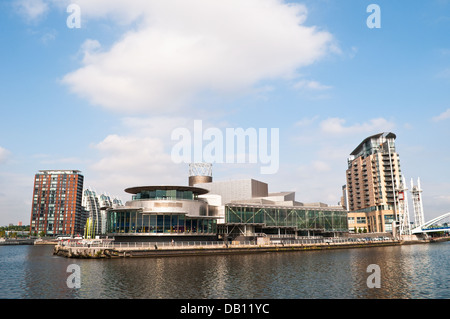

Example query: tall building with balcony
[345,133,401,233]
[82,188,123,237]
[30,170,85,236]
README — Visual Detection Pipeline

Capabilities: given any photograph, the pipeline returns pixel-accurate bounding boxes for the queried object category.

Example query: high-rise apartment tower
[30,170,85,236]
[345,133,401,233]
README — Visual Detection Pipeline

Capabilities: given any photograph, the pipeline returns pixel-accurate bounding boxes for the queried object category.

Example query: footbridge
[411,212,450,234]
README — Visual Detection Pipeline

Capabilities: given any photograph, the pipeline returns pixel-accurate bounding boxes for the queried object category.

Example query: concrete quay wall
[0,239,35,245]
[53,240,404,259]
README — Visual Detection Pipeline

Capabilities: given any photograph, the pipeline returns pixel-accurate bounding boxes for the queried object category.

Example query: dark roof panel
[124,185,209,195]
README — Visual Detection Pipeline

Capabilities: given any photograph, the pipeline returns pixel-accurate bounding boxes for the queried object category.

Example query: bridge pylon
[411,178,425,229]
[396,175,411,236]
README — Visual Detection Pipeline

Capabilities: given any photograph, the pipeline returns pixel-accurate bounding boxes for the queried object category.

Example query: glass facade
[384,214,394,231]
[225,205,348,233]
[132,189,198,201]
[107,210,217,235]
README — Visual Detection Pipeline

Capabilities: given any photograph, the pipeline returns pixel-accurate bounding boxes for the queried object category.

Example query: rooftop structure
[188,163,213,186]
[349,132,397,159]
[125,185,209,197]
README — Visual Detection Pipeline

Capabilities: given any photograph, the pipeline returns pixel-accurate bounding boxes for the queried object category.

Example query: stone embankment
[0,238,35,245]
[53,240,404,259]
[34,239,58,245]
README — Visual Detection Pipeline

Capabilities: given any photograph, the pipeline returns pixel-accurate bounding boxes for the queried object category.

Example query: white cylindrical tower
[411,177,425,228]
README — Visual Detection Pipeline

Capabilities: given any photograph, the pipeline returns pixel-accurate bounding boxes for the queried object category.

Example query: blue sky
[1,0,449,226]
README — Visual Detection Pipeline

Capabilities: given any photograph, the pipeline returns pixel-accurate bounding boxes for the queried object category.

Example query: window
[156,215,163,233]
[164,215,171,233]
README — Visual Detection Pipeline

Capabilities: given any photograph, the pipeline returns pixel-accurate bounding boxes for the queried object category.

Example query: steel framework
[225,205,348,233]
[411,212,450,234]
[189,163,212,177]
[396,176,411,235]
[411,178,425,228]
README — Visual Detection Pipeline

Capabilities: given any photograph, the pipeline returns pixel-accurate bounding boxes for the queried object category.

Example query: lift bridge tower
[411,178,425,229]
[396,175,411,236]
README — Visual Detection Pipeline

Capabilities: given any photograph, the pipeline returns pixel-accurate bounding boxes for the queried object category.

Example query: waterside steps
[53,238,409,259]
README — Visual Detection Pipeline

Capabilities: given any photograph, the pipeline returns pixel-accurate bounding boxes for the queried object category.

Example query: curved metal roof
[124,185,209,195]
[350,132,396,156]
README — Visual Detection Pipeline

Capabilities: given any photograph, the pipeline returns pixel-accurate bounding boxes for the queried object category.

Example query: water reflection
[23,246,79,299]
[346,243,450,299]
[1,242,449,299]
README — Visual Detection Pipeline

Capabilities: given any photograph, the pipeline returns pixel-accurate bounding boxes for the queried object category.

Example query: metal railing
[58,236,396,249]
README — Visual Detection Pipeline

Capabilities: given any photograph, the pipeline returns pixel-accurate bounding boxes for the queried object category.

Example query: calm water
[1,242,450,299]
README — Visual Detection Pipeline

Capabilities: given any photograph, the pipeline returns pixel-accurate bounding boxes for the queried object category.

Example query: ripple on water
[2,242,450,299]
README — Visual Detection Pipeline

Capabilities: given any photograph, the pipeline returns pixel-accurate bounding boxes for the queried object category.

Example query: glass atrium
[225,204,348,234]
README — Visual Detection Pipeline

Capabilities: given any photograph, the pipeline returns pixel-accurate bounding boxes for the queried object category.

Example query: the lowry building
[106,185,218,242]
[106,163,348,242]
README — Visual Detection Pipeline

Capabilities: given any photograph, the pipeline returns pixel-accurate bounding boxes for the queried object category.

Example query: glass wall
[225,205,348,232]
[384,214,394,231]
[132,190,198,201]
[107,210,217,235]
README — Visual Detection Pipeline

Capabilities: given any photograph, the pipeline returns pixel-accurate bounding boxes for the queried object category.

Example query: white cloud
[293,80,332,91]
[78,39,102,64]
[432,108,450,122]
[312,160,331,172]
[348,46,358,59]
[420,181,450,220]
[295,115,319,127]
[38,156,85,165]
[62,0,336,114]
[0,147,11,164]
[40,29,57,43]
[88,134,179,197]
[320,117,395,136]
[14,0,49,22]
[284,160,342,205]
[288,116,398,206]
[91,135,170,174]
[86,116,194,197]
[120,116,194,138]
[0,172,32,226]
[436,68,450,79]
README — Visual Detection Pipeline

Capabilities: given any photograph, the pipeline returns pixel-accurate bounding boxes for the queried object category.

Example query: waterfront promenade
[53,237,410,258]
